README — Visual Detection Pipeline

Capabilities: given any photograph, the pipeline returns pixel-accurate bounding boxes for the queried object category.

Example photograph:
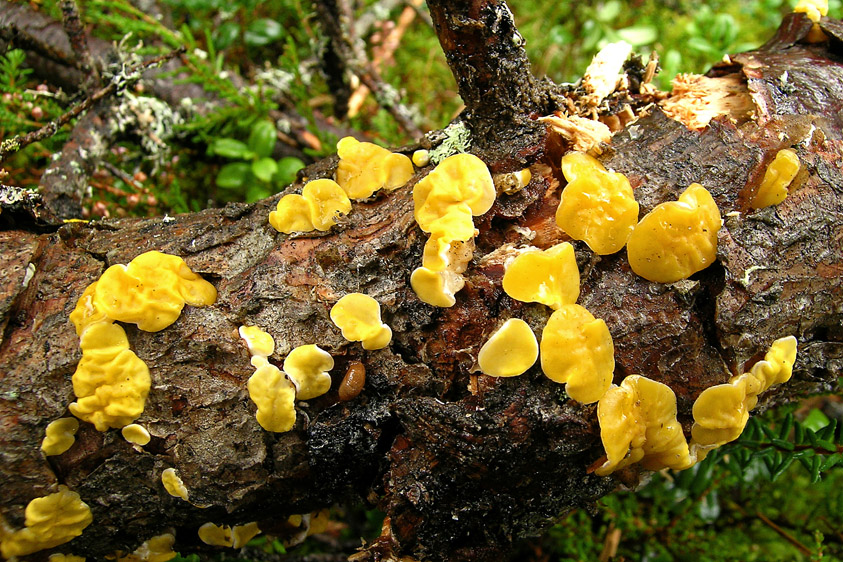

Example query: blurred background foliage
[2,1,843,559]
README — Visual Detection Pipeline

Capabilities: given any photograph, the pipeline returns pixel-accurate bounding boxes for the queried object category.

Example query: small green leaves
[216,162,251,189]
[245,19,282,47]
[210,138,253,159]
[248,120,277,158]
[252,158,277,182]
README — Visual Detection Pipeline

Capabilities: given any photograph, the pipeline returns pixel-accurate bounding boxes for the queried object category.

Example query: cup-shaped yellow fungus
[41,417,80,456]
[691,336,797,451]
[595,375,693,476]
[413,153,495,234]
[247,362,297,433]
[422,235,474,273]
[502,242,580,310]
[329,293,392,350]
[540,304,614,404]
[269,194,315,234]
[122,423,151,446]
[336,136,414,199]
[0,486,93,558]
[48,554,86,562]
[69,322,151,431]
[69,282,108,336]
[93,251,217,332]
[409,267,465,308]
[626,183,721,283]
[282,344,334,400]
[751,149,800,209]
[302,179,353,231]
[198,522,261,548]
[239,325,275,361]
[118,533,176,562]
[161,468,189,501]
[555,152,639,255]
[477,318,539,377]
[412,149,430,167]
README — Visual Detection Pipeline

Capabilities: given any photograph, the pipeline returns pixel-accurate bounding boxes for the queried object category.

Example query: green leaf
[216,162,251,189]
[811,456,823,483]
[210,138,251,159]
[275,156,305,186]
[771,438,795,451]
[802,408,831,432]
[771,456,794,481]
[248,120,278,158]
[596,1,622,22]
[245,183,271,203]
[616,26,658,46]
[214,21,240,50]
[778,413,794,439]
[245,19,283,47]
[820,455,841,471]
[251,157,278,183]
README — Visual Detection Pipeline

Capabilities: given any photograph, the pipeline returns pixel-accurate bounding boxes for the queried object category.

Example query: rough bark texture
[1,8,843,562]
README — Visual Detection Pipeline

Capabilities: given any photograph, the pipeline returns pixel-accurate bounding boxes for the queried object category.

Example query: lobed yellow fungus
[412,149,430,168]
[247,362,297,433]
[93,251,216,332]
[116,533,177,562]
[283,344,334,400]
[540,304,614,404]
[794,0,828,42]
[0,486,93,558]
[750,149,801,209]
[555,152,639,255]
[121,423,151,446]
[595,375,693,476]
[626,183,721,283]
[68,282,107,336]
[238,325,275,366]
[197,522,261,548]
[502,242,580,310]
[161,468,189,501]
[691,336,797,455]
[477,319,539,377]
[329,293,392,350]
[69,322,151,431]
[49,554,86,562]
[41,417,80,456]
[335,136,414,199]
[268,179,352,234]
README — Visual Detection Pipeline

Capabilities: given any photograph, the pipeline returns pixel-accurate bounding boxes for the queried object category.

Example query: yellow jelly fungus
[268,179,352,234]
[751,149,801,209]
[121,424,151,446]
[161,468,189,501]
[421,235,474,273]
[555,151,639,255]
[691,336,797,454]
[626,183,721,283]
[247,362,297,433]
[540,304,614,404]
[41,417,80,456]
[477,319,539,377]
[282,344,334,400]
[0,486,93,558]
[412,149,430,167]
[595,375,693,476]
[93,251,217,332]
[409,267,464,308]
[238,325,275,360]
[69,283,107,336]
[198,522,261,548]
[795,0,827,21]
[116,533,177,562]
[335,136,414,199]
[502,242,580,310]
[49,554,86,562]
[329,293,392,350]
[69,322,151,431]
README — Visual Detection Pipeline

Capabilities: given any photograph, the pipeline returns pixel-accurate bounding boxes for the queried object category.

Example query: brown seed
[339,361,365,401]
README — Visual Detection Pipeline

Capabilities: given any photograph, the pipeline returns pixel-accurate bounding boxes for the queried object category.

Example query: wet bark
[1,8,843,562]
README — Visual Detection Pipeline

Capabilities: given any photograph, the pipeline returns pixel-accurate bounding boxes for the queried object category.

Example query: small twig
[101,161,143,191]
[598,523,621,562]
[756,510,812,556]
[60,0,98,85]
[0,47,185,163]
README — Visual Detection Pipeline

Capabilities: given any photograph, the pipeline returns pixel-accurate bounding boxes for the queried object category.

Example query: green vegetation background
[2,0,842,560]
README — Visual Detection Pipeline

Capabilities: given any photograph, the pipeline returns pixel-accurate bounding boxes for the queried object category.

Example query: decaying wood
[1,7,842,562]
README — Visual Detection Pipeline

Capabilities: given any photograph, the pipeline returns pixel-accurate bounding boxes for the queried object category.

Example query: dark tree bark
[1,5,842,562]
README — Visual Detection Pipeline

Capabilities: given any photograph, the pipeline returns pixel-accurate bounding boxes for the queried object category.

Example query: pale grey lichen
[428,122,472,165]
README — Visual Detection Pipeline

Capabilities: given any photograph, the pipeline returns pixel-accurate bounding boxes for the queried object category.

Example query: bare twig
[756,511,812,556]
[0,47,184,163]
[60,0,98,85]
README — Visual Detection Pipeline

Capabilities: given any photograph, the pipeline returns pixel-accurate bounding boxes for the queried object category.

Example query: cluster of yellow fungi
[113,532,177,562]
[239,325,335,433]
[197,521,261,549]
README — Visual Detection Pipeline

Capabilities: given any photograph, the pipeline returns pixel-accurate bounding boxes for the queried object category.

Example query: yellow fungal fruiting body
[502,242,580,310]
[41,417,80,456]
[247,362,297,432]
[540,304,614,404]
[198,522,261,548]
[329,293,392,350]
[122,423,151,446]
[626,183,721,283]
[691,336,797,452]
[751,149,800,209]
[412,149,430,167]
[116,533,177,562]
[283,344,334,400]
[477,318,539,377]
[336,136,414,199]
[68,282,107,336]
[555,152,639,255]
[238,325,275,361]
[411,153,495,307]
[268,179,352,234]
[794,0,828,41]
[69,322,151,431]
[93,251,217,332]
[596,375,693,476]
[161,468,189,501]
[49,554,86,562]
[0,486,93,558]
